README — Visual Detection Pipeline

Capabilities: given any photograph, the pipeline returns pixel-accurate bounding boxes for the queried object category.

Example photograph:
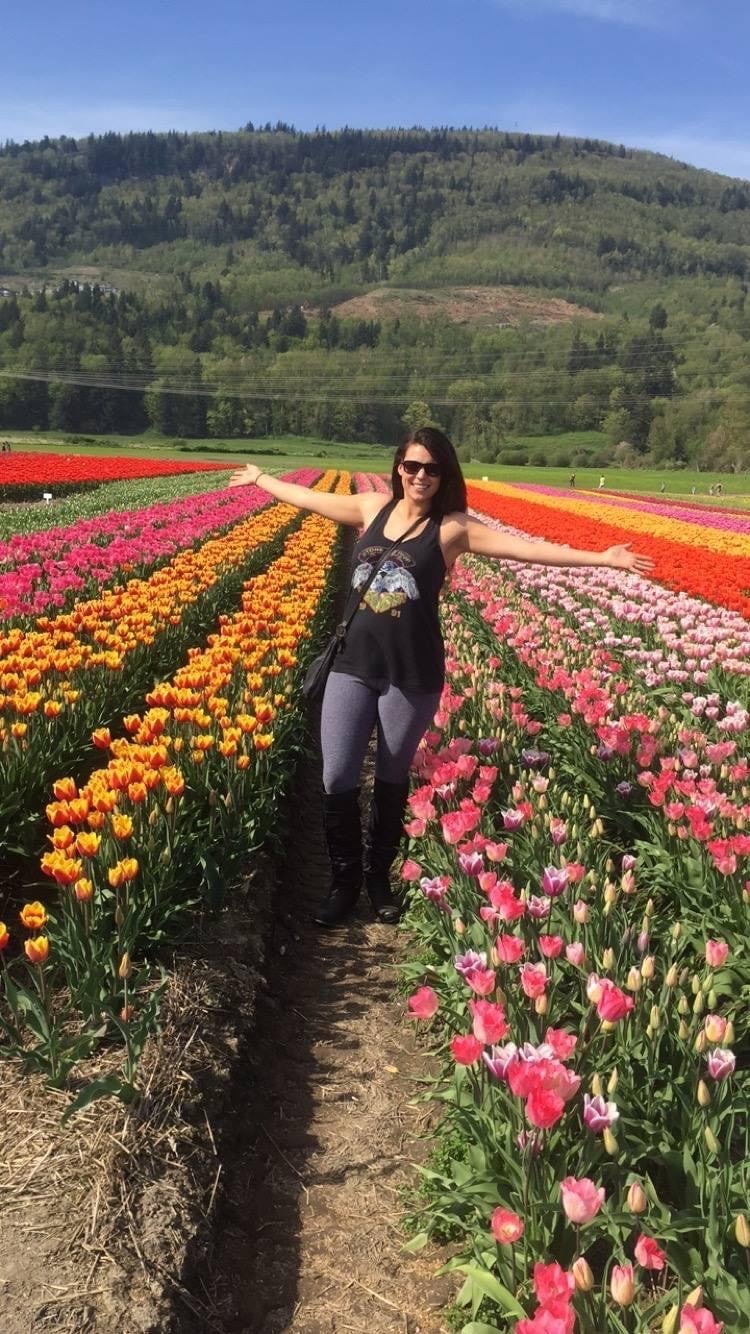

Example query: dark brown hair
[391,427,467,520]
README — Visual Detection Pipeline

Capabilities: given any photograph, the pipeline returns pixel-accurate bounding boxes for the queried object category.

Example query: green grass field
[3,430,748,503]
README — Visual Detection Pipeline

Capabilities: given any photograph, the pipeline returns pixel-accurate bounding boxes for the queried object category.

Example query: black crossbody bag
[302,512,424,702]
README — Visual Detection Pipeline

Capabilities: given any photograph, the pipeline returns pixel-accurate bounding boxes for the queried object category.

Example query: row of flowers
[0,474,347,1108]
[513,484,750,538]
[0,471,222,543]
[0,473,311,620]
[399,577,747,1332]
[447,545,749,935]
[0,481,314,855]
[0,450,234,485]
[467,484,750,619]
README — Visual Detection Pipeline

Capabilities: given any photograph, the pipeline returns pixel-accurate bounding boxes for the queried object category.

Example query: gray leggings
[321,672,442,794]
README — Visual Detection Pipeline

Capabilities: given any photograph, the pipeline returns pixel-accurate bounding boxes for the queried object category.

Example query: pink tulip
[544,1028,577,1060]
[451,1034,483,1065]
[527,1087,565,1129]
[565,942,586,967]
[539,935,564,959]
[496,933,526,963]
[596,979,635,1023]
[610,1263,636,1306]
[583,1094,619,1133]
[470,999,509,1045]
[490,1206,524,1244]
[705,939,729,968]
[707,1047,736,1081]
[560,1176,605,1224]
[634,1233,666,1271]
[520,962,548,999]
[485,840,508,862]
[407,986,439,1020]
[679,1303,724,1333]
[516,1309,575,1334]
[400,859,422,882]
[542,866,569,898]
[533,1261,575,1307]
[573,899,590,924]
[465,966,497,996]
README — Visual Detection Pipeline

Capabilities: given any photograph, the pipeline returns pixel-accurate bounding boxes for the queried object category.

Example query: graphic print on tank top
[352,544,419,614]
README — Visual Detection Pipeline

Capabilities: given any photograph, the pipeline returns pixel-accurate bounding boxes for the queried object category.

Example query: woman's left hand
[604,544,654,574]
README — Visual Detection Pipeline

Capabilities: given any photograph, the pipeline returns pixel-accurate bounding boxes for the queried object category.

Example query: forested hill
[1,125,749,467]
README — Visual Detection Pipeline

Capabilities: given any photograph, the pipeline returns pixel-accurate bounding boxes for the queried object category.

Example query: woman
[230,429,652,928]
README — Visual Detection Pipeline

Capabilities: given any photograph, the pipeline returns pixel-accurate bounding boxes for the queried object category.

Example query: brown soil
[0,730,454,1334]
[327,285,601,327]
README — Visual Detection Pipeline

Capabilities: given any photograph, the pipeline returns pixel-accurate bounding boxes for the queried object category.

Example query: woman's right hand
[228,463,264,488]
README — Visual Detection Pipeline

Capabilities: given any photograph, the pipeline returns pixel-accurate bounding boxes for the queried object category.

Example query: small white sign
[42,492,53,503]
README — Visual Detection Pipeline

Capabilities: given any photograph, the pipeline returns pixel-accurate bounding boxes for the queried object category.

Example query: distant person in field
[230,431,652,927]
[598,475,605,490]
[569,472,576,488]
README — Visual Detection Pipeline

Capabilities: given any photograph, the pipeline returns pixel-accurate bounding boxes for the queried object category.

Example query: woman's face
[398,444,442,504]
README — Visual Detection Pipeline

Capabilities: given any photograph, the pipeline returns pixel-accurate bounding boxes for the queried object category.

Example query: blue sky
[3,0,750,179]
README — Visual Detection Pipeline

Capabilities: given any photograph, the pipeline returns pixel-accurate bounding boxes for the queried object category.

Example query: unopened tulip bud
[626,967,642,993]
[707,988,717,1009]
[641,955,656,980]
[115,903,125,929]
[572,1257,594,1292]
[671,922,682,940]
[603,1127,619,1155]
[606,857,615,874]
[702,973,714,995]
[160,847,171,864]
[645,898,654,917]
[735,1214,750,1248]
[694,1029,707,1053]
[704,1126,719,1153]
[148,807,159,827]
[686,1286,703,1308]
[118,952,132,979]
[604,882,618,905]
[582,794,590,810]
[607,1068,618,1094]
[626,1181,647,1213]
[662,1306,679,1334]
[535,994,548,1016]
[678,993,689,1015]
[587,868,597,885]
[589,805,597,821]
[665,964,679,988]
[610,1264,636,1306]
[490,947,500,967]
[592,819,604,838]
[591,1074,604,1097]
[602,947,615,970]
[693,992,705,1017]
[725,1020,736,1044]
[650,1005,661,1030]
[454,918,466,935]
[678,1020,690,1040]
[697,1079,711,1107]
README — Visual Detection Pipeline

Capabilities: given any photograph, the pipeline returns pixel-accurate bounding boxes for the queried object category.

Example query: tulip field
[401,482,749,1333]
[0,449,234,501]
[0,465,748,1332]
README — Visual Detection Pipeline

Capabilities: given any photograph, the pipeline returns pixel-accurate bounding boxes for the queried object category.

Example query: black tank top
[331,500,447,692]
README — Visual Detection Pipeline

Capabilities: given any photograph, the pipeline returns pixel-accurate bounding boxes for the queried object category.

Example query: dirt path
[171,737,454,1334]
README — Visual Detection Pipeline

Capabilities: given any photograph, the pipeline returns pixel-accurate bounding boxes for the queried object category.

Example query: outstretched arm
[228,462,377,528]
[458,515,654,574]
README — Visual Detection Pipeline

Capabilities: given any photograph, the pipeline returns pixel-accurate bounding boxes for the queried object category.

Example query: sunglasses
[401,459,441,478]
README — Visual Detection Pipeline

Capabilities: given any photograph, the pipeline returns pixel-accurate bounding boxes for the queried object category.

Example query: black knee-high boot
[314,788,363,927]
[365,777,410,924]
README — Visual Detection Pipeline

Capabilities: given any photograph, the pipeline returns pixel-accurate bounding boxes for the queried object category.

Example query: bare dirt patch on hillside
[329,285,601,327]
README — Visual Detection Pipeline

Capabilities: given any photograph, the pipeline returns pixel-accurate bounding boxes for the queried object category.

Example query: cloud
[493,0,675,29]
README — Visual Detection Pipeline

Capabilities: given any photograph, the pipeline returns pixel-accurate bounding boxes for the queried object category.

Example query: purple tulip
[542,866,569,898]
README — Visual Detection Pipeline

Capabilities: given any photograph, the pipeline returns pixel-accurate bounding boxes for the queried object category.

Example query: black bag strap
[333,508,426,643]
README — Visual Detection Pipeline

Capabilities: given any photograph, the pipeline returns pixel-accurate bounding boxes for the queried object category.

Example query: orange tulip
[25,935,50,965]
[74,878,94,903]
[75,831,101,858]
[0,922,10,951]
[111,814,134,840]
[53,777,78,801]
